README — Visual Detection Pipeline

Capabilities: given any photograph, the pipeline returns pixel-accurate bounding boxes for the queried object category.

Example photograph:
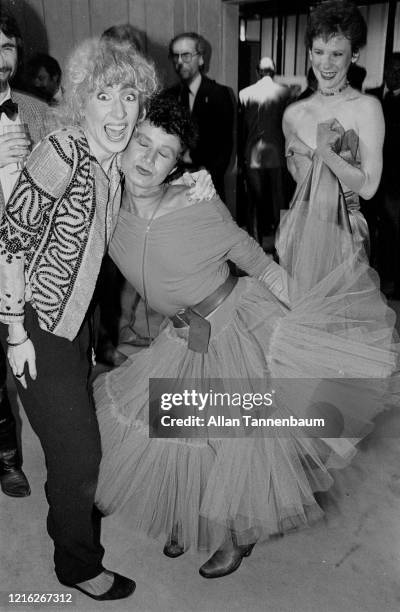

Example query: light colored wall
[1,0,238,92]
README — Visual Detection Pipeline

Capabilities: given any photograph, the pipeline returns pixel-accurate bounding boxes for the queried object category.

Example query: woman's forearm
[259,260,290,307]
[318,146,366,195]
[0,257,26,324]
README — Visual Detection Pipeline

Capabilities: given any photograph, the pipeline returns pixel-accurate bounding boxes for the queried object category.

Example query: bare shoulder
[283,99,309,136]
[352,92,384,130]
[355,92,383,116]
[283,98,310,123]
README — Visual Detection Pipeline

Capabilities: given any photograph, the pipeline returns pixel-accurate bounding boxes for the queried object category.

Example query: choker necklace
[318,81,350,96]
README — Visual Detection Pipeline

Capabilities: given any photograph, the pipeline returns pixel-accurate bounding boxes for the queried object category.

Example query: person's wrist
[7,322,27,343]
[7,332,30,347]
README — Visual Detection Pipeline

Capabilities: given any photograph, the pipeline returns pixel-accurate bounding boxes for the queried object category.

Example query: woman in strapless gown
[94,91,399,580]
[277,0,383,300]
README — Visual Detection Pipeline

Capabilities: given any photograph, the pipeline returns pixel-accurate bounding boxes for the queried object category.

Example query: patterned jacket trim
[0,127,122,339]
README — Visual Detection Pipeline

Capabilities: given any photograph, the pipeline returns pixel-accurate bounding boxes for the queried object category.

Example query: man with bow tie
[0,11,49,498]
[166,32,234,200]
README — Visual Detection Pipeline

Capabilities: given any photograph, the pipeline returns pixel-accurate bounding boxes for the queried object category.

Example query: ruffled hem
[95,383,331,551]
[94,276,399,551]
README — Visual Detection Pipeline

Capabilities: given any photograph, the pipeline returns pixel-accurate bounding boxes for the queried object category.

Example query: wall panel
[71,0,91,46]
[24,0,47,56]
[173,0,185,38]
[199,0,222,81]
[145,0,175,86]
[284,14,297,76]
[127,0,146,51]
[89,0,128,37]
[185,0,199,32]
[261,18,274,61]
[222,1,238,90]
[295,13,308,77]
[43,0,74,69]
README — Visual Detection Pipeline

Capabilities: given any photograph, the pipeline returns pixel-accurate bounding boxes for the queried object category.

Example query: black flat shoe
[62,572,136,601]
[163,540,185,558]
[199,542,255,579]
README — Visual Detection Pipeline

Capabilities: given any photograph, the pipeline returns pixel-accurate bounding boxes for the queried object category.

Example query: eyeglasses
[170,52,199,64]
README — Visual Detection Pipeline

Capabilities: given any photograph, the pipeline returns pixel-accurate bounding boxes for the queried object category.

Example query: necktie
[0,99,18,120]
[180,86,190,111]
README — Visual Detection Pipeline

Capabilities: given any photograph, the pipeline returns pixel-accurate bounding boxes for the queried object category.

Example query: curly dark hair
[306,1,367,53]
[146,92,198,157]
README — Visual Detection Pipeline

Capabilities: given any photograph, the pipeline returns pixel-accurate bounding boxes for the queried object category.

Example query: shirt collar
[0,86,12,105]
[188,73,202,97]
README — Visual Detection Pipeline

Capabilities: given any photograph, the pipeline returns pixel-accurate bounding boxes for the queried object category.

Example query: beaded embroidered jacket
[0,126,122,340]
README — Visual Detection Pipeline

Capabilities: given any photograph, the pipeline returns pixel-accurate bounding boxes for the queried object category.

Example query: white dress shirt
[0,86,24,204]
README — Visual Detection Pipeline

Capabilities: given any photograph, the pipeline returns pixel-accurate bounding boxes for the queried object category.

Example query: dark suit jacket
[239,79,290,169]
[382,90,400,197]
[367,84,400,195]
[166,76,234,195]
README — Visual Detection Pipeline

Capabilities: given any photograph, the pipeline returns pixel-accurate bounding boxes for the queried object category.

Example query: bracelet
[6,332,30,347]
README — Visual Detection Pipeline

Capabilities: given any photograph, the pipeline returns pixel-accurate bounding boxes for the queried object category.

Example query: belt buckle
[175,308,188,326]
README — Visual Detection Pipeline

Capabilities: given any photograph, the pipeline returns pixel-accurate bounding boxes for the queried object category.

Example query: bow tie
[0,99,18,120]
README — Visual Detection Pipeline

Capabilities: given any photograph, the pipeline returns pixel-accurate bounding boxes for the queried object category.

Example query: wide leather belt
[171,274,238,353]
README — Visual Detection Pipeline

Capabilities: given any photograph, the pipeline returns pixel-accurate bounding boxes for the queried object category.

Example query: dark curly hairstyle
[306,1,367,53]
[146,92,198,158]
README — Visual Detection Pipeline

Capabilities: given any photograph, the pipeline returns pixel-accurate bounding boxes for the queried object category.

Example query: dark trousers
[95,254,125,350]
[378,191,400,294]
[245,167,285,244]
[0,305,104,584]
[0,339,17,453]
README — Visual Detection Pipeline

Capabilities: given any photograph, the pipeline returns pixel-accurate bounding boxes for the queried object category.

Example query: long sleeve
[214,199,289,304]
[0,134,72,323]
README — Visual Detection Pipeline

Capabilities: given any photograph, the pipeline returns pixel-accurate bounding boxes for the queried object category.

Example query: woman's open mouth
[104,124,127,141]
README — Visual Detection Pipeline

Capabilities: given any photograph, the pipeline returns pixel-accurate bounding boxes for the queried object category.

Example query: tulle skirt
[94,273,399,552]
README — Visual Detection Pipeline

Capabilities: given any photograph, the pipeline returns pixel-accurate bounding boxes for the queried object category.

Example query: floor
[1,301,399,612]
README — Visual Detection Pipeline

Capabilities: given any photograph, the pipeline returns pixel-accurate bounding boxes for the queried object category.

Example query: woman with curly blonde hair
[0,37,157,601]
